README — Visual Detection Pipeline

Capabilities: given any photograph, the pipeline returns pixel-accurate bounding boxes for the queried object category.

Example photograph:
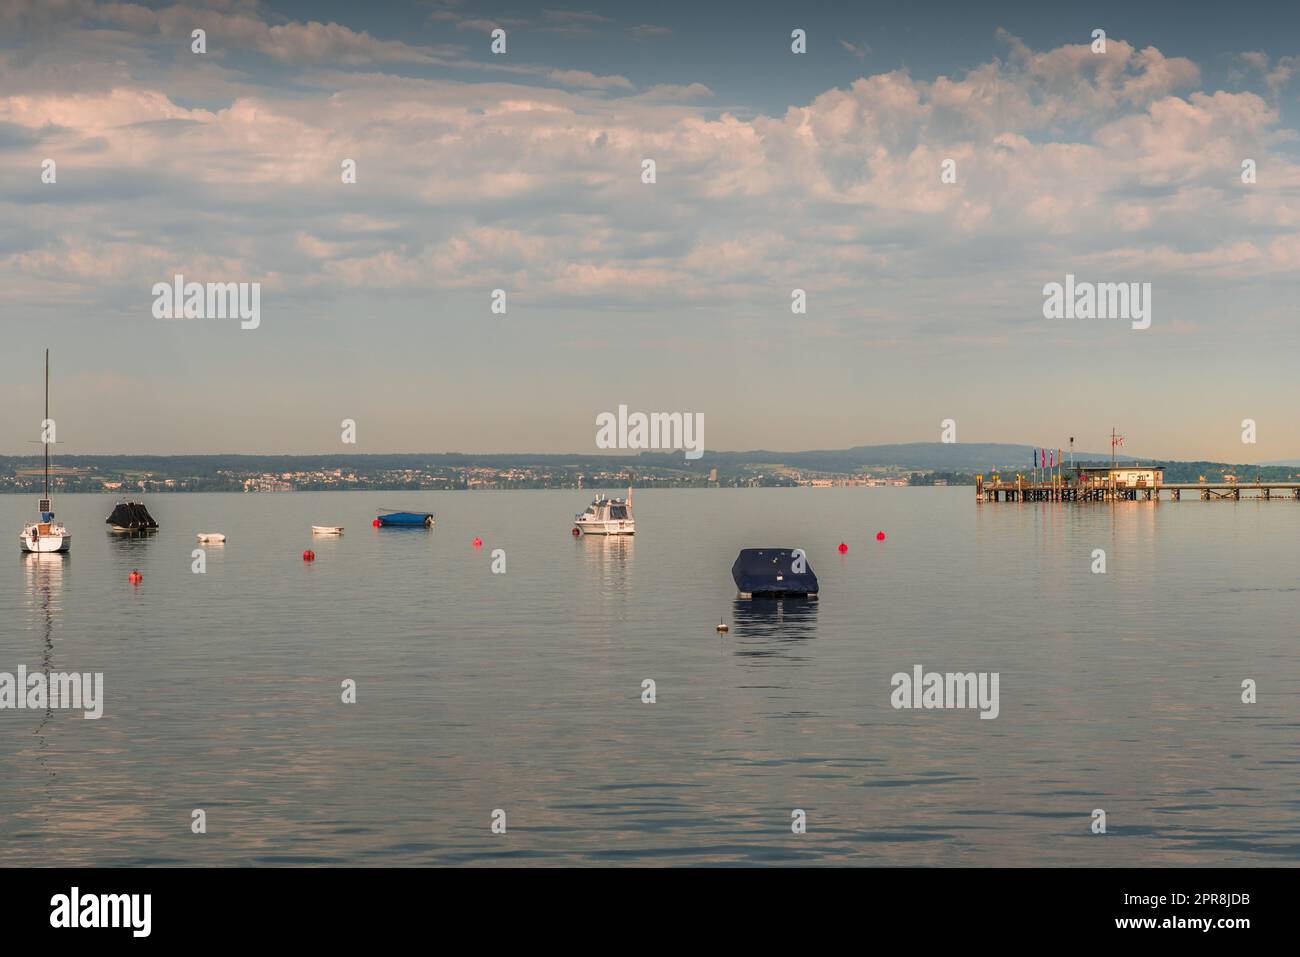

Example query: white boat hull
[312,526,344,535]
[20,530,70,553]
[575,521,635,536]
[196,533,226,543]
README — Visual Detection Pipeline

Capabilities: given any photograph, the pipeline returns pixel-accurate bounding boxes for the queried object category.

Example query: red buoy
[472,537,482,548]
[128,569,142,584]
[303,549,315,562]
[838,542,848,554]
[372,518,381,528]
[571,527,580,537]
[876,531,886,542]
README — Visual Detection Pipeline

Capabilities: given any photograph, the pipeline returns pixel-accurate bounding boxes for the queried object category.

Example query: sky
[1,0,1298,460]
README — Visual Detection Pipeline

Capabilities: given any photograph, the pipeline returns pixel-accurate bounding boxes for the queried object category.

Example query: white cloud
[1,16,1296,329]
[546,69,634,91]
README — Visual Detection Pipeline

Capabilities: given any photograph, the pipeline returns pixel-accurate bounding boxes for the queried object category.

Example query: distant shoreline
[3,445,1294,495]
[1,483,945,494]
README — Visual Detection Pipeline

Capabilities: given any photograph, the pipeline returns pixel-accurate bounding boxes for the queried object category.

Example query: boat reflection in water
[726,597,819,662]
[576,530,634,597]
[107,527,157,555]
[23,548,66,598]
[23,552,64,820]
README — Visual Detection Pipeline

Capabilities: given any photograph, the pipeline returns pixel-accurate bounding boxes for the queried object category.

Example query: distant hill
[635,442,1121,471]
[0,443,1146,474]
[4,444,1295,493]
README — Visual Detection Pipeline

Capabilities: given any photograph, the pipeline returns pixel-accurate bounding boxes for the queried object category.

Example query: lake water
[1,488,1297,866]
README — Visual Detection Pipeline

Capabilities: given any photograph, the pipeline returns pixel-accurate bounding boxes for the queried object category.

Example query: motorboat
[19,351,71,554]
[196,533,226,543]
[574,480,635,536]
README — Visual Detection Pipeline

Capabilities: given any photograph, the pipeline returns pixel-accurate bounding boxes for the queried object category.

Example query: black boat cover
[731,548,819,596]
[106,501,159,530]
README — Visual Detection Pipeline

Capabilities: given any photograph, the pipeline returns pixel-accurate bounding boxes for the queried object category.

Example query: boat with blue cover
[731,548,818,598]
[106,500,159,532]
[375,509,435,528]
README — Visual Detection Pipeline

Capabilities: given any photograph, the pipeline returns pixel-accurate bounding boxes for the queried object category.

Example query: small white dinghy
[196,533,226,543]
[311,526,344,535]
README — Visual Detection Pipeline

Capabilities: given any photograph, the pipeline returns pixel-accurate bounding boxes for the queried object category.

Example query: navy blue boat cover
[731,548,819,595]
[106,501,159,529]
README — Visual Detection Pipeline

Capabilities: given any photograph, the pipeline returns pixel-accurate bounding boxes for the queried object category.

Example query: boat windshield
[609,505,627,519]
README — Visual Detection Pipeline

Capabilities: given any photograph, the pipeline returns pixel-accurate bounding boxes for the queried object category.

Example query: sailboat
[19,350,71,554]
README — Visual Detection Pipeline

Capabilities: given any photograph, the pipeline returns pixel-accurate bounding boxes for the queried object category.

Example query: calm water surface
[1,488,1297,866]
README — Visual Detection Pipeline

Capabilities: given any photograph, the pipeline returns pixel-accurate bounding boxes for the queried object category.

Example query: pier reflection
[728,597,819,662]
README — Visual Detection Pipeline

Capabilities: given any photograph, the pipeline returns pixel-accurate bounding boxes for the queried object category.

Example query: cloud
[629,24,671,41]
[838,40,869,59]
[1236,51,1300,99]
[254,21,441,64]
[540,9,610,33]
[542,10,610,25]
[546,69,634,91]
[430,6,611,37]
[1,18,1296,336]
[1,1,447,66]
[633,82,713,102]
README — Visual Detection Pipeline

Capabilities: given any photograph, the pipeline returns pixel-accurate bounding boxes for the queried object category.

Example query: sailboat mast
[44,348,49,499]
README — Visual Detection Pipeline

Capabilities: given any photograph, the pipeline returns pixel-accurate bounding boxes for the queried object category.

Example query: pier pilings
[977,482,1300,503]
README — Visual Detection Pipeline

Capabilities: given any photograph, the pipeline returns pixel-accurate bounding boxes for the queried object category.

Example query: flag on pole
[1033,449,1038,468]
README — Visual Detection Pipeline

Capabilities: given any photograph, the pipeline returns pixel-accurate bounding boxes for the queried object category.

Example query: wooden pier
[976,476,1300,503]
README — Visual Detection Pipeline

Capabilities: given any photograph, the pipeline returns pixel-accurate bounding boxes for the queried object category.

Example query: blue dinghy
[376,510,435,528]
